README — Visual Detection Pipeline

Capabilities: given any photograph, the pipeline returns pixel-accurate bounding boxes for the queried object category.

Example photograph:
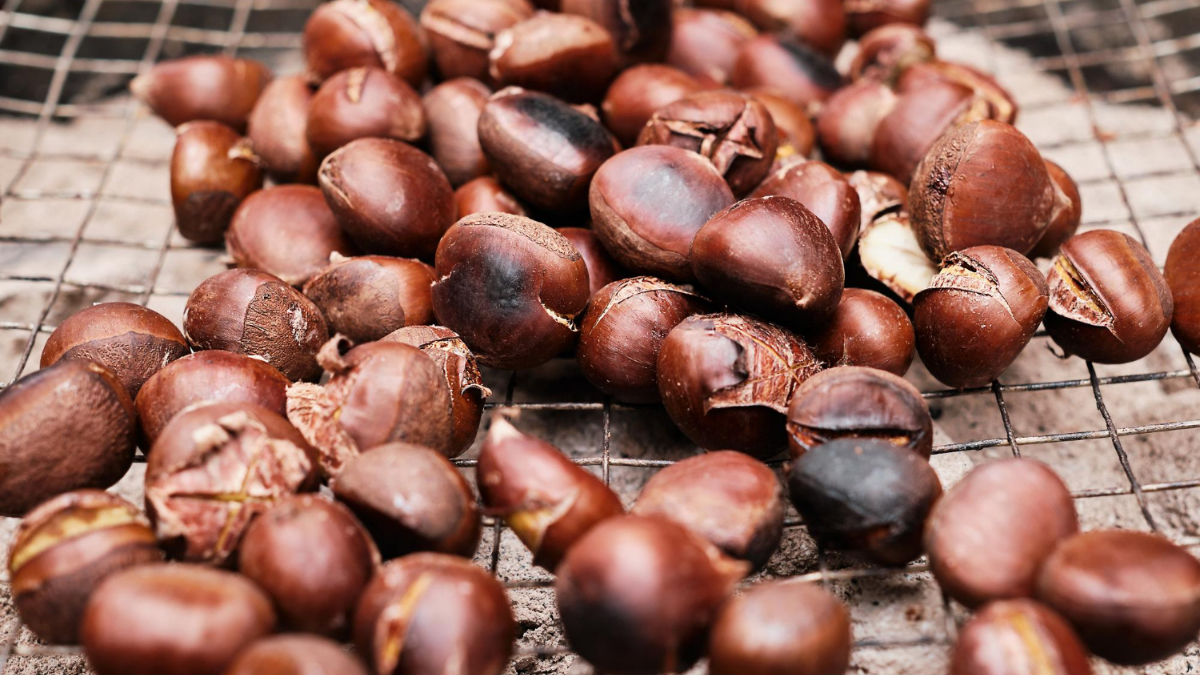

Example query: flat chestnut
[665,7,757,86]
[8,490,161,644]
[806,289,915,375]
[561,0,673,63]
[847,170,907,232]
[657,313,821,458]
[601,65,704,147]
[848,24,936,83]
[846,0,931,36]
[746,88,816,160]
[130,55,271,131]
[787,438,941,565]
[914,246,1048,389]
[454,176,527,218]
[734,0,846,57]
[815,79,897,168]
[423,78,492,187]
[856,212,938,303]
[41,302,188,397]
[750,160,863,259]
[170,121,263,244]
[869,80,988,185]
[899,61,1017,125]
[488,13,619,103]
[951,599,1092,675]
[247,75,319,184]
[589,145,735,281]
[1044,230,1173,364]
[559,227,624,298]
[303,255,435,344]
[477,417,624,569]
[1029,160,1082,258]
[419,0,534,83]
[302,0,427,86]
[730,34,844,109]
[225,635,370,675]
[306,67,426,158]
[926,458,1078,609]
[1166,218,1200,354]
[226,185,356,287]
[333,442,481,560]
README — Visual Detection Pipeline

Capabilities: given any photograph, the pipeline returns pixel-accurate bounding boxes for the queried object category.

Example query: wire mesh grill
[1,0,1200,672]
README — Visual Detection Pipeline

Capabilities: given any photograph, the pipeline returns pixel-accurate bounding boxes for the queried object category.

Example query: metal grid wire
[0,0,1199,672]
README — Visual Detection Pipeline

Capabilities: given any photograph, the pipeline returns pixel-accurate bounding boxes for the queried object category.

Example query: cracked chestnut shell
[657,313,821,458]
[900,61,1017,125]
[559,227,624,298]
[589,145,735,281]
[1029,160,1082,259]
[306,67,427,159]
[926,458,1078,609]
[488,13,619,103]
[145,402,316,565]
[81,564,276,675]
[41,302,188,398]
[431,212,590,369]
[633,451,784,570]
[787,438,941,565]
[561,0,674,64]
[225,635,370,675]
[303,255,435,344]
[848,170,907,232]
[849,24,936,83]
[319,137,455,260]
[846,0,931,35]
[1036,530,1200,665]
[637,90,778,196]
[556,515,748,675]
[477,87,618,213]
[734,0,846,57]
[806,289,915,375]
[665,7,757,86]
[951,599,1092,675]
[353,553,515,675]
[731,34,844,110]
[1043,230,1173,364]
[170,121,263,244]
[8,490,161,644]
[131,55,271,132]
[1167,218,1200,355]
[247,74,319,184]
[786,366,931,460]
[750,160,863,260]
[454,176,526,219]
[691,196,845,330]
[914,246,1048,389]
[601,65,704,147]
[477,417,623,569]
[423,78,492,187]
[746,88,816,160]
[857,212,938,303]
[302,0,427,86]
[0,360,135,517]
[226,185,357,287]
[333,442,480,560]
[869,79,988,185]
[419,0,533,83]
[709,581,852,675]
[815,79,897,168]
[184,269,329,382]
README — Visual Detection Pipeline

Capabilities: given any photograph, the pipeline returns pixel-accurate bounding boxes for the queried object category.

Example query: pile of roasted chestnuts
[3,0,1200,673]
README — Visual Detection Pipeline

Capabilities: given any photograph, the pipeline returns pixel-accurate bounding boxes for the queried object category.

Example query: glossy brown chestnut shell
[746,88,816,161]
[306,67,427,159]
[302,255,435,344]
[665,7,757,86]
[815,79,897,168]
[1166,218,1200,355]
[246,74,319,184]
[225,635,370,675]
[730,34,844,109]
[226,185,356,287]
[601,64,704,147]
[170,121,263,245]
[419,0,534,83]
[806,288,915,375]
[899,61,1018,125]
[454,176,527,219]
[869,79,988,185]
[734,0,847,57]
[847,170,908,232]
[423,78,492,187]
[558,227,624,298]
[950,599,1092,675]
[1029,160,1082,259]
[488,13,619,103]
[302,0,428,87]
[750,159,863,260]
[130,55,271,131]
[561,0,674,64]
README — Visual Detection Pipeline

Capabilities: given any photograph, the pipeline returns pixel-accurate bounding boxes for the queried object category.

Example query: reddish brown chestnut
[657,313,821,458]
[170,121,263,244]
[306,67,426,159]
[734,0,847,57]
[951,600,1092,675]
[558,227,624,298]
[869,79,988,185]
[666,8,757,86]
[848,24,936,83]
[238,495,379,636]
[745,88,816,161]
[303,255,435,344]
[815,79,897,168]
[847,170,907,231]
[807,289,915,375]
[561,0,674,64]
[423,78,492,187]
[225,635,370,675]
[731,34,844,110]
[454,175,527,218]
[846,0,931,36]
[302,0,427,87]
[419,0,534,83]
[1029,160,1082,259]
[899,61,1017,125]
[247,75,319,184]
[477,416,624,569]
[488,13,619,103]
[131,55,271,131]
[1167,218,1200,355]
[8,490,161,644]
[856,212,938,303]
[750,160,863,259]
[601,64,704,147]
[41,302,188,398]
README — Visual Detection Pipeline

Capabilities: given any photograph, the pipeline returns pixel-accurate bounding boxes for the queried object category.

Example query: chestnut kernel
[303,255,435,344]
[454,175,527,219]
[419,0,534,83]
[815,79,897,168]
[247,74,319,184]
[306,67,426,159]
[899,61,1017,125]
[601,64,704,147]
[845,0,931,36]
[666,8,757,86]
[130,55,271,132]
[787,438,941,565]
[750,160,863,260]
[1166,218,1200,355]
[1029,160,1082,259]
[746,88,816,160]
[730,34,844,110]
[806,289,915,375]
[734,0,847,58]
[225,635,370,675]
[488,13,619,103]
[951,599,1092,675]
[848,24,936,83]
[857,212,937,303]
[423,78,492,187]
[847,170,908,232]
[561,0,674,64]
[558,227,625,298]
[869,79,988,185]
[170,121,263,245]
[302,0,427,87]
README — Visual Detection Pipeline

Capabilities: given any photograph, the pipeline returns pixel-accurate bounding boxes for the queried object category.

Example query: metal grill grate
[1,0,1200,673]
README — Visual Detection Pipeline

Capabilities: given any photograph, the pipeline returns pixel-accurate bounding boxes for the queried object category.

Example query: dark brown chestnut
[353,553,515,675]
[786,366,931,459]
[226,185,357,287]
[734,0,847,57]
[477,87,618,213]
[589,145,735,281]
[431,212,591,369]
[787,438,941,565]
[247,74,319,184]
[238,495,379,636]
[750,160,863,259]
[1167,218,1200,355]
[561,0,674,64]
[691,196,845,329]
[1044,230,1173,364]
[845,0,931,36]
[184,269,329,382]
[730,34,844,110]
[8,490,161,644]
[145,402,316,564]
[815,79,897,168]
[745,88,816,161]
[657,313,821,458]
[454,175,527,218]
[601,64,704,147]
[847,170,907,232]
[556,515,747,675]
[319,137,455,259]
[848,24,936,83]
[170,121,263,244]
[856,212,938,303]
[1037,530,1200,665]
[708,581,852,675]
[926,458,1078,609]
[302,255,435,344]
[488,13,619,103]
[666,8,757,86]
[1029,160,1082,259]
[0,360,135,517]
[423,78,492,187]
[302,0,427,87]
[950,599,1092,675]
[81,564,276,675]
[558,227,624,298]
[225,635,370,675]
[899,61,1017,125]
[477,416,624,569]
[306,67,426,159]
[130,55,271,131]
[806,289,915,375]
[333,442,480,560]
[914,246,1048,389]
[41,302,188,398]
[869,79,988,185]
[419,0,534,83]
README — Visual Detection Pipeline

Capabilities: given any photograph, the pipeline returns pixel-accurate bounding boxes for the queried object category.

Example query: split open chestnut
[951,599,1092,675]
[302,255,435,344]
[806,288,915,375]
[170,121,262,245]
[856,212,938,303]
[302,0,427,87]
[1166,218,1200,355]
[306,67,427,158]
[847,170,907,232]
[131,55,271,131]
[247,75,318,185]
[750,159,863,260]
[419,0,534,83]
[849,24,936,83]
[746,88,816,160]
[423,78,492,187]
[899,61,1017,125]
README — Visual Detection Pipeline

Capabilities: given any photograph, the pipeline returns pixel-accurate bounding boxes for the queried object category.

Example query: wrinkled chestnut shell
[869,80,987,185]
[950,599,1092,675]
[131,56,271,131]
[900,61,1018,125]
[225,635,370,675]
[170,121,263,245]
[247,75,319,184]
[41,302,188,398]
[750,160,863,260]
[454,175,527,219]
[302,0,428,87]
[477,417,624,569]
[857,212,938,303]
[816,79,897,168]
[419,0,534,83]
[746,88,816,160]
[556,515,748,675]
[431,212,591,369]
[303,255,435,345]
[184,268,329,382]
[488,13,619,103]
[1044,230,1173,364]
[8,490,161,644]
[81,564,276,675]
[708,581,852,675]
[226,185,356,287]
[561,0,674,63]
[333,442,481,560]
[1167,218,1200,355]
[558,227,624,298]
[735,0,846,57]
[665,7,757,86]
[845,0,931,36]
[807,289,915,375]
[788,438,942,565]
[423,78,492,187]
[353,553,515,675]
[847,170,908,232]
[633,450,784,570]
[848,24,936,83]
[601,65,704,147]
[0,360,135,517]
[306,67,427,159]
[590,145,735,282]
[657,313,821,458]
[1029,160,1082,258]
[926,458,1078,609]
[1036,530,1200,665]
[730,34,844,110]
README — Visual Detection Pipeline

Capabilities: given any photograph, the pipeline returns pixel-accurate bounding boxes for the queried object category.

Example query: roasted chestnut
[489,13,618,103]
[1029,160,1082,258]
[306,67,427,158]
[806,289,915,375]
[856,212,937,303]
[455,176,525,219]
[869,79,987,185]
[745,88,816,161]
[130,55,271,131]
[666,7,757,86]
[419,0,534,83]
[848,24,936,83]
[302,0,427,86]
[601,64,704,146]
[845,0,931,36]
[226,185,356,287]
[847,170,907,231]
[899,61,1017,125]
[815,79,897,168]
[558,227,624,298]
[1166,218,1200,355]
[423,78,492,187]
[302,255,435,344]
[170,121,263,244]
[787,438,941,565]
[247,74,319,184]
[561,0,673,63]
[734,0,846,57]
[750,160,863,259]
[730,34,844,110]
[225,635,370,675]
[950,599,1092,675]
